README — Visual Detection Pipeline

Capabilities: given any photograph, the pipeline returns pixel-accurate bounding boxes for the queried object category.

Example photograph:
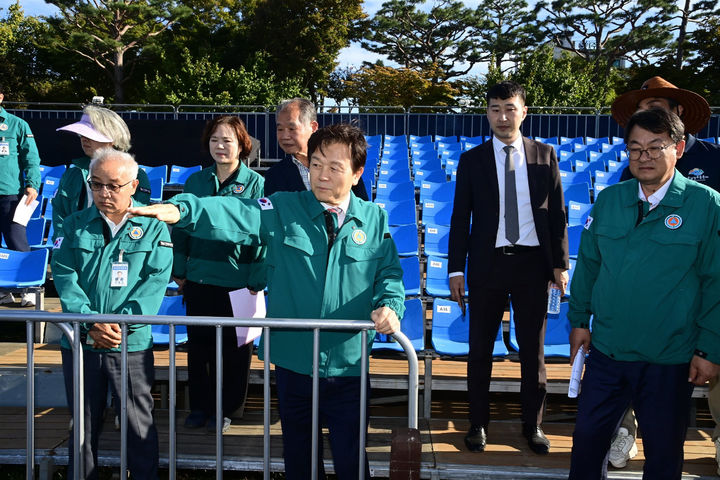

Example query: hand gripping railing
[0,310,418,480]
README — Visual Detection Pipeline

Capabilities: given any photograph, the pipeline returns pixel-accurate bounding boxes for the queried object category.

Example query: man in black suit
[264,98,368,200]
[448,81,569,454]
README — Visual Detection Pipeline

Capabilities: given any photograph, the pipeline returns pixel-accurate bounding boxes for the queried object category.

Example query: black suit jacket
[264,156,369,200]
[448,137,569,283]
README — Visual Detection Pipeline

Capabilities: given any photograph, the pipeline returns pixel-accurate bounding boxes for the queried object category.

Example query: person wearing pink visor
[52,105,151,242]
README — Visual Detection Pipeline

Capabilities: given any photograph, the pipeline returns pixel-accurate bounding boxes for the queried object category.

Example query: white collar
[637,172,674,210]
[321,194,351,214]
[98,199,133,237]
[493,135,524,156]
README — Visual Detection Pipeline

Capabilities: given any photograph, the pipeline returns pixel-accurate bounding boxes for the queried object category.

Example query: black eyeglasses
[625,144,674,161]
[87,179,133,193]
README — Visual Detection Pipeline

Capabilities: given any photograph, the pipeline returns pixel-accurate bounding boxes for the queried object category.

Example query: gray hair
[277,98,317,125]
[89,148,139,181]
[84,105,132,152]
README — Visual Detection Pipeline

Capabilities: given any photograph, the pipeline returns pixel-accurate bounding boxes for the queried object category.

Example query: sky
[14,0,485,77]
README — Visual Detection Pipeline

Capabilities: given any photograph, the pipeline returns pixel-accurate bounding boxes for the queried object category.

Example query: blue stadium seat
[567,201,593,226]
[413,155,442,170]
[575,159,606,178]
[435,135,458,143]
[144,165,168,183]
[41,176,61,198]
[559,150,589,166]
[588,151,616,165]
[413,168,446,187]
[563,183,591,206]
[26,218,47,248]
[375,180,415,202]
[558,160,573,173]
[560,136,583,145]
[151,296,188,345]
[585,137,609,146]
[421,200,453,227]
[566,258,576,297]
[389,224,419,257]
[30,196,45,219]
[611,136,625,145]
[409,135,433,146]
[699,137,718,144]
[431,298,507,357]
[365,134,383,147]
[168,165,201,186]
[594,170,622,186]
[0,247,49,307]
[423,224,450,257]
[149,177,164,203]
[425,255,451,297]
[378,168,411,183]
[43,201,53,221]
[559,170,592,187]
[426,181,456,203]
[399,255,422,296]
[384,134,407,146]
[568,224,584,258]
[509,301,571,358]
[535,136,559,144]
[39,165,67,182]
[375,199,416,226]
[372,298,424,352]
[607,160,629,173]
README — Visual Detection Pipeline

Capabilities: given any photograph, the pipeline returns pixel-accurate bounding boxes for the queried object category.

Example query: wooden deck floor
[0,345,717,478]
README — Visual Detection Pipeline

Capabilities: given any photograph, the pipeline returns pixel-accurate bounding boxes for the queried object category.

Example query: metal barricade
[0,310,418,480]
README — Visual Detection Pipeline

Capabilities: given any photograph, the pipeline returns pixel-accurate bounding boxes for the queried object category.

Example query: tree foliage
[343,64,458,109]
[43,0,191,103]
[241,0,365,103]
[474,0,544,71]
[142,50,305,106]
[537,0,677,72]
[362,0,481,83]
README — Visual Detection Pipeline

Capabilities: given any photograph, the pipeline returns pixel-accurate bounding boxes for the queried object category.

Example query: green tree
[0,3,52,101]
[361,0,481,83]
[669,0,716,69]
[686,12,720,105]
[537,0,677,72]
[142,49,305,106]
[241,0,365,103]
[343,64,458,109]
[44,0,191,103]
[474,0,545,71]
[463,45,620,109]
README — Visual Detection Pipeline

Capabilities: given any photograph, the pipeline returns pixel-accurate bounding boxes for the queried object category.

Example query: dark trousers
[0,194,29,251]
[61,348,158,480]
[568,348,694,480]
[467,249,548,428]
[184,280,252,417]
[275,366,371,480]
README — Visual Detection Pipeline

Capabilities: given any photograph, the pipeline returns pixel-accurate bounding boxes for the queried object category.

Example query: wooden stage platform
[0,342,718,479]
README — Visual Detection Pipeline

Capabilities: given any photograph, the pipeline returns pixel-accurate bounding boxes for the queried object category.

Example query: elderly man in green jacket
[567,108,720,480]
[131,123,404,479]
[52,148,172,480]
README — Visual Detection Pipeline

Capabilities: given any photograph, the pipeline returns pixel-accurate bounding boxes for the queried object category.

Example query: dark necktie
[504,145,519,244]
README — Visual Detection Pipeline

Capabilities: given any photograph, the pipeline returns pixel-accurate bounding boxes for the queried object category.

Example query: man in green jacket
[131,123,404,479]
[0,85,41,306]
[52,148,172,480]
[567,108,720,479]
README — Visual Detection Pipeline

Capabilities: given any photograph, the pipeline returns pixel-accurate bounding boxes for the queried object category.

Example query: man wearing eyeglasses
[51,148,172,480]
[567,108,720,479]
[609,77,720,471]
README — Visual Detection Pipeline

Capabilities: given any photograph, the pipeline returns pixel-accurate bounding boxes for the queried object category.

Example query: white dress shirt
[98,199,133,238]
[493,136,539,247]
[638,172,674,210]
[292,156,311,191]
[321,194,350,227]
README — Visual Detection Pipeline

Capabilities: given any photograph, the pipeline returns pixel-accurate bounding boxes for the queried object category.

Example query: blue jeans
[275,366,371,480]
[568,347,693,480]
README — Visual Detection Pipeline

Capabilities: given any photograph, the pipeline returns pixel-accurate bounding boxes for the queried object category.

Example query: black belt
[495,245,541,255]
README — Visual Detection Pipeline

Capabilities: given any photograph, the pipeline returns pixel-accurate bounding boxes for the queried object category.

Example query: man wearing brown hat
[609,77,720,473]
[614,76,720,192]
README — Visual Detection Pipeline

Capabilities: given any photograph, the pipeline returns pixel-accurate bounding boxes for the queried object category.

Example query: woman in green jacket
[172,116,265,432]
[52,105,151,240]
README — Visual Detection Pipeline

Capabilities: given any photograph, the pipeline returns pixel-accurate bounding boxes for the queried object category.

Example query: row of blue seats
[151,292,575,360]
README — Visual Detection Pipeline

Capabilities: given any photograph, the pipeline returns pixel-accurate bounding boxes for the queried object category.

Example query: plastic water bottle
[547,283,561,314]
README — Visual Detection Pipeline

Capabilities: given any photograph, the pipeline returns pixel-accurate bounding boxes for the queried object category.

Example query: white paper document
[12,195,40,227]
[229,288,265,346]
[568,345,585,398]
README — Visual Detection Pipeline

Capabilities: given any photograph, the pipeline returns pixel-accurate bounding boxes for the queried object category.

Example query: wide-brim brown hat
[611,76,711,134]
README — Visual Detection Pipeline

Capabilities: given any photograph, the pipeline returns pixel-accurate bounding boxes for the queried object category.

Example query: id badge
[111,262,129,287]
[0,142,9,156]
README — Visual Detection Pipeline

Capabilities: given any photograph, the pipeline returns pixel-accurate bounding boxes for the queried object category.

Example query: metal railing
[0,310,418,480]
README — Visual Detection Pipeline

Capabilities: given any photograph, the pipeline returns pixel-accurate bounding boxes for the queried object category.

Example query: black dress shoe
[523,425,550,454]
[464,425,487,452]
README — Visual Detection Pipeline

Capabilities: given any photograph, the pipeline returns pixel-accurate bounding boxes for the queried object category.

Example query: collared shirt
[98,199,133,237]
[493,136,540,247]
[638,172,674,211]
[321,194,351,227]
[292,156,311,190]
